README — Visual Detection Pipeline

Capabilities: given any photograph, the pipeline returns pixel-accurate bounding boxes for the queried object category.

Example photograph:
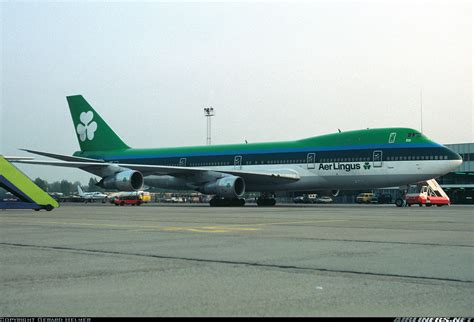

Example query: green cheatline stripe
[76,127,435,159]
[0,156,59,208]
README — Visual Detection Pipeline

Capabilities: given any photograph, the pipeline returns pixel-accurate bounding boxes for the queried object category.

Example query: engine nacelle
[99,170,144,191]
[200,176,245,199]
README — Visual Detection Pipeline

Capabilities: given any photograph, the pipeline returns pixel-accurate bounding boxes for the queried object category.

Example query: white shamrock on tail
[76,111,98,142]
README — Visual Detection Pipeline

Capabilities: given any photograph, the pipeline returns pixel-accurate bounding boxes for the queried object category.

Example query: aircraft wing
[14,159,300,185]
[20,149,106,163]
[14,160,117,177]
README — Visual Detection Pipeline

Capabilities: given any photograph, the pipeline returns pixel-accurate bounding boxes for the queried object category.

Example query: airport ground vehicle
[316,196,333,203]
[356,193,374,203]
[164,196,184,203]
[293,194,317,204]
[109,191,150,204]
[404,180,450,207]
[140,191,151,202]
[370,193,392,204]
[292,196,305,203]
[113,194,143,206]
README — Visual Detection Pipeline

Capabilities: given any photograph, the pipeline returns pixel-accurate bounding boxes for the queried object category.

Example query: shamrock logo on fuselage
[76,111,98,142]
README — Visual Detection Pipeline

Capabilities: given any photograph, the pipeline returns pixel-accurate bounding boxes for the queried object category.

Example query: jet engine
[98,170,144,191]
[200,176,245,199]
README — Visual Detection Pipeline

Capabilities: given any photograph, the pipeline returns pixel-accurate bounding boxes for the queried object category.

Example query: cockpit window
[407,132,422,138]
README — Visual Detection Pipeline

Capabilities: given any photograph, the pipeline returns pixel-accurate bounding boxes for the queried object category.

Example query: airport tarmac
[0,203,472,317]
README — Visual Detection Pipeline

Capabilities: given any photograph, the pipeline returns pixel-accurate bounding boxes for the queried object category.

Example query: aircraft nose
[454,154,463,167]
[445,147,463,172]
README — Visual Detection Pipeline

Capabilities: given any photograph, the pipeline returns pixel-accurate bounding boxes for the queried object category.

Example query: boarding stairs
[0,156,59,210]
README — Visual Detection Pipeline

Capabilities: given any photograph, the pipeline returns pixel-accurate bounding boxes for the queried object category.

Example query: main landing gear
[209,197,245,207]
[208,192,277,207]
[256,192,276,207]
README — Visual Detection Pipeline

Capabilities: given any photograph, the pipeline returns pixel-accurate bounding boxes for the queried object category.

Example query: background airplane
[77,186,108,203]
[15,95,462,206]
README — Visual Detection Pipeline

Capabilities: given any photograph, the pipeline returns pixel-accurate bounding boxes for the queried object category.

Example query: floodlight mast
[420,89,423,133]
[204,107,215,145]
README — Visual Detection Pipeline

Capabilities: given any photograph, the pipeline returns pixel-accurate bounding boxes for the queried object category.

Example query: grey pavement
[0,203,472,316]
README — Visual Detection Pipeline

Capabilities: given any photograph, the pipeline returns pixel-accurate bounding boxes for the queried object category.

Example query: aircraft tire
[210,198,245,207]
[230,198,245,207]
[257,198,276,207]
[44,205,53,211]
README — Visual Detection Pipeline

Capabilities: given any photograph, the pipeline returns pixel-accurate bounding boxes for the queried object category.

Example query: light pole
[420,89,423,133]
[204,107,215,145]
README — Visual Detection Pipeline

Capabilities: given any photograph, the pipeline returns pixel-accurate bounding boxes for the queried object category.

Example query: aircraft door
[307,153,316,169]
[373,150,383,168]
[179,158,187,167]
[234,155,242,170]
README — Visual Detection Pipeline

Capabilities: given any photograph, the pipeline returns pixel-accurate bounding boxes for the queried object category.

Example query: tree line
[31,177,104,195]
[1,176,188,198]
[0,177,103,199]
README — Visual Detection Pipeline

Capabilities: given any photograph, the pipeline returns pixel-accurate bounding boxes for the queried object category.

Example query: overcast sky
[1,0,472,184]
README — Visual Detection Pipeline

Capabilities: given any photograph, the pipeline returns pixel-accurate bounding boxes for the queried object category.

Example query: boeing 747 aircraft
[16,95,462,206]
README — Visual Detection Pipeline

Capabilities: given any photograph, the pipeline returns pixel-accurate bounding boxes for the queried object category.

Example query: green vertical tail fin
[67,95,129,151]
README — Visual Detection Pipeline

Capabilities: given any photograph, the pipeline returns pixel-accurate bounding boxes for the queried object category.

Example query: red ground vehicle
[404,180,450,207]
[113,195,143,206]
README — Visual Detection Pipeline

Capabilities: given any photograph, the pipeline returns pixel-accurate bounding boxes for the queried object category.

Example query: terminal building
[437,143,474,204]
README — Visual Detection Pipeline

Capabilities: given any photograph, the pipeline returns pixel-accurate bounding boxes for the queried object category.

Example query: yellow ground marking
[0,219,345,234]
[241,219,345,227]
[163,226,262,233]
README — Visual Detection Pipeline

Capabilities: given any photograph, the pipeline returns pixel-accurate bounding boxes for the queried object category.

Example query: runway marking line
[0,219,346,234]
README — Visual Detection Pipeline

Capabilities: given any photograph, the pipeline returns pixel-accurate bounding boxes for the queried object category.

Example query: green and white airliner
[17,95,462,206]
